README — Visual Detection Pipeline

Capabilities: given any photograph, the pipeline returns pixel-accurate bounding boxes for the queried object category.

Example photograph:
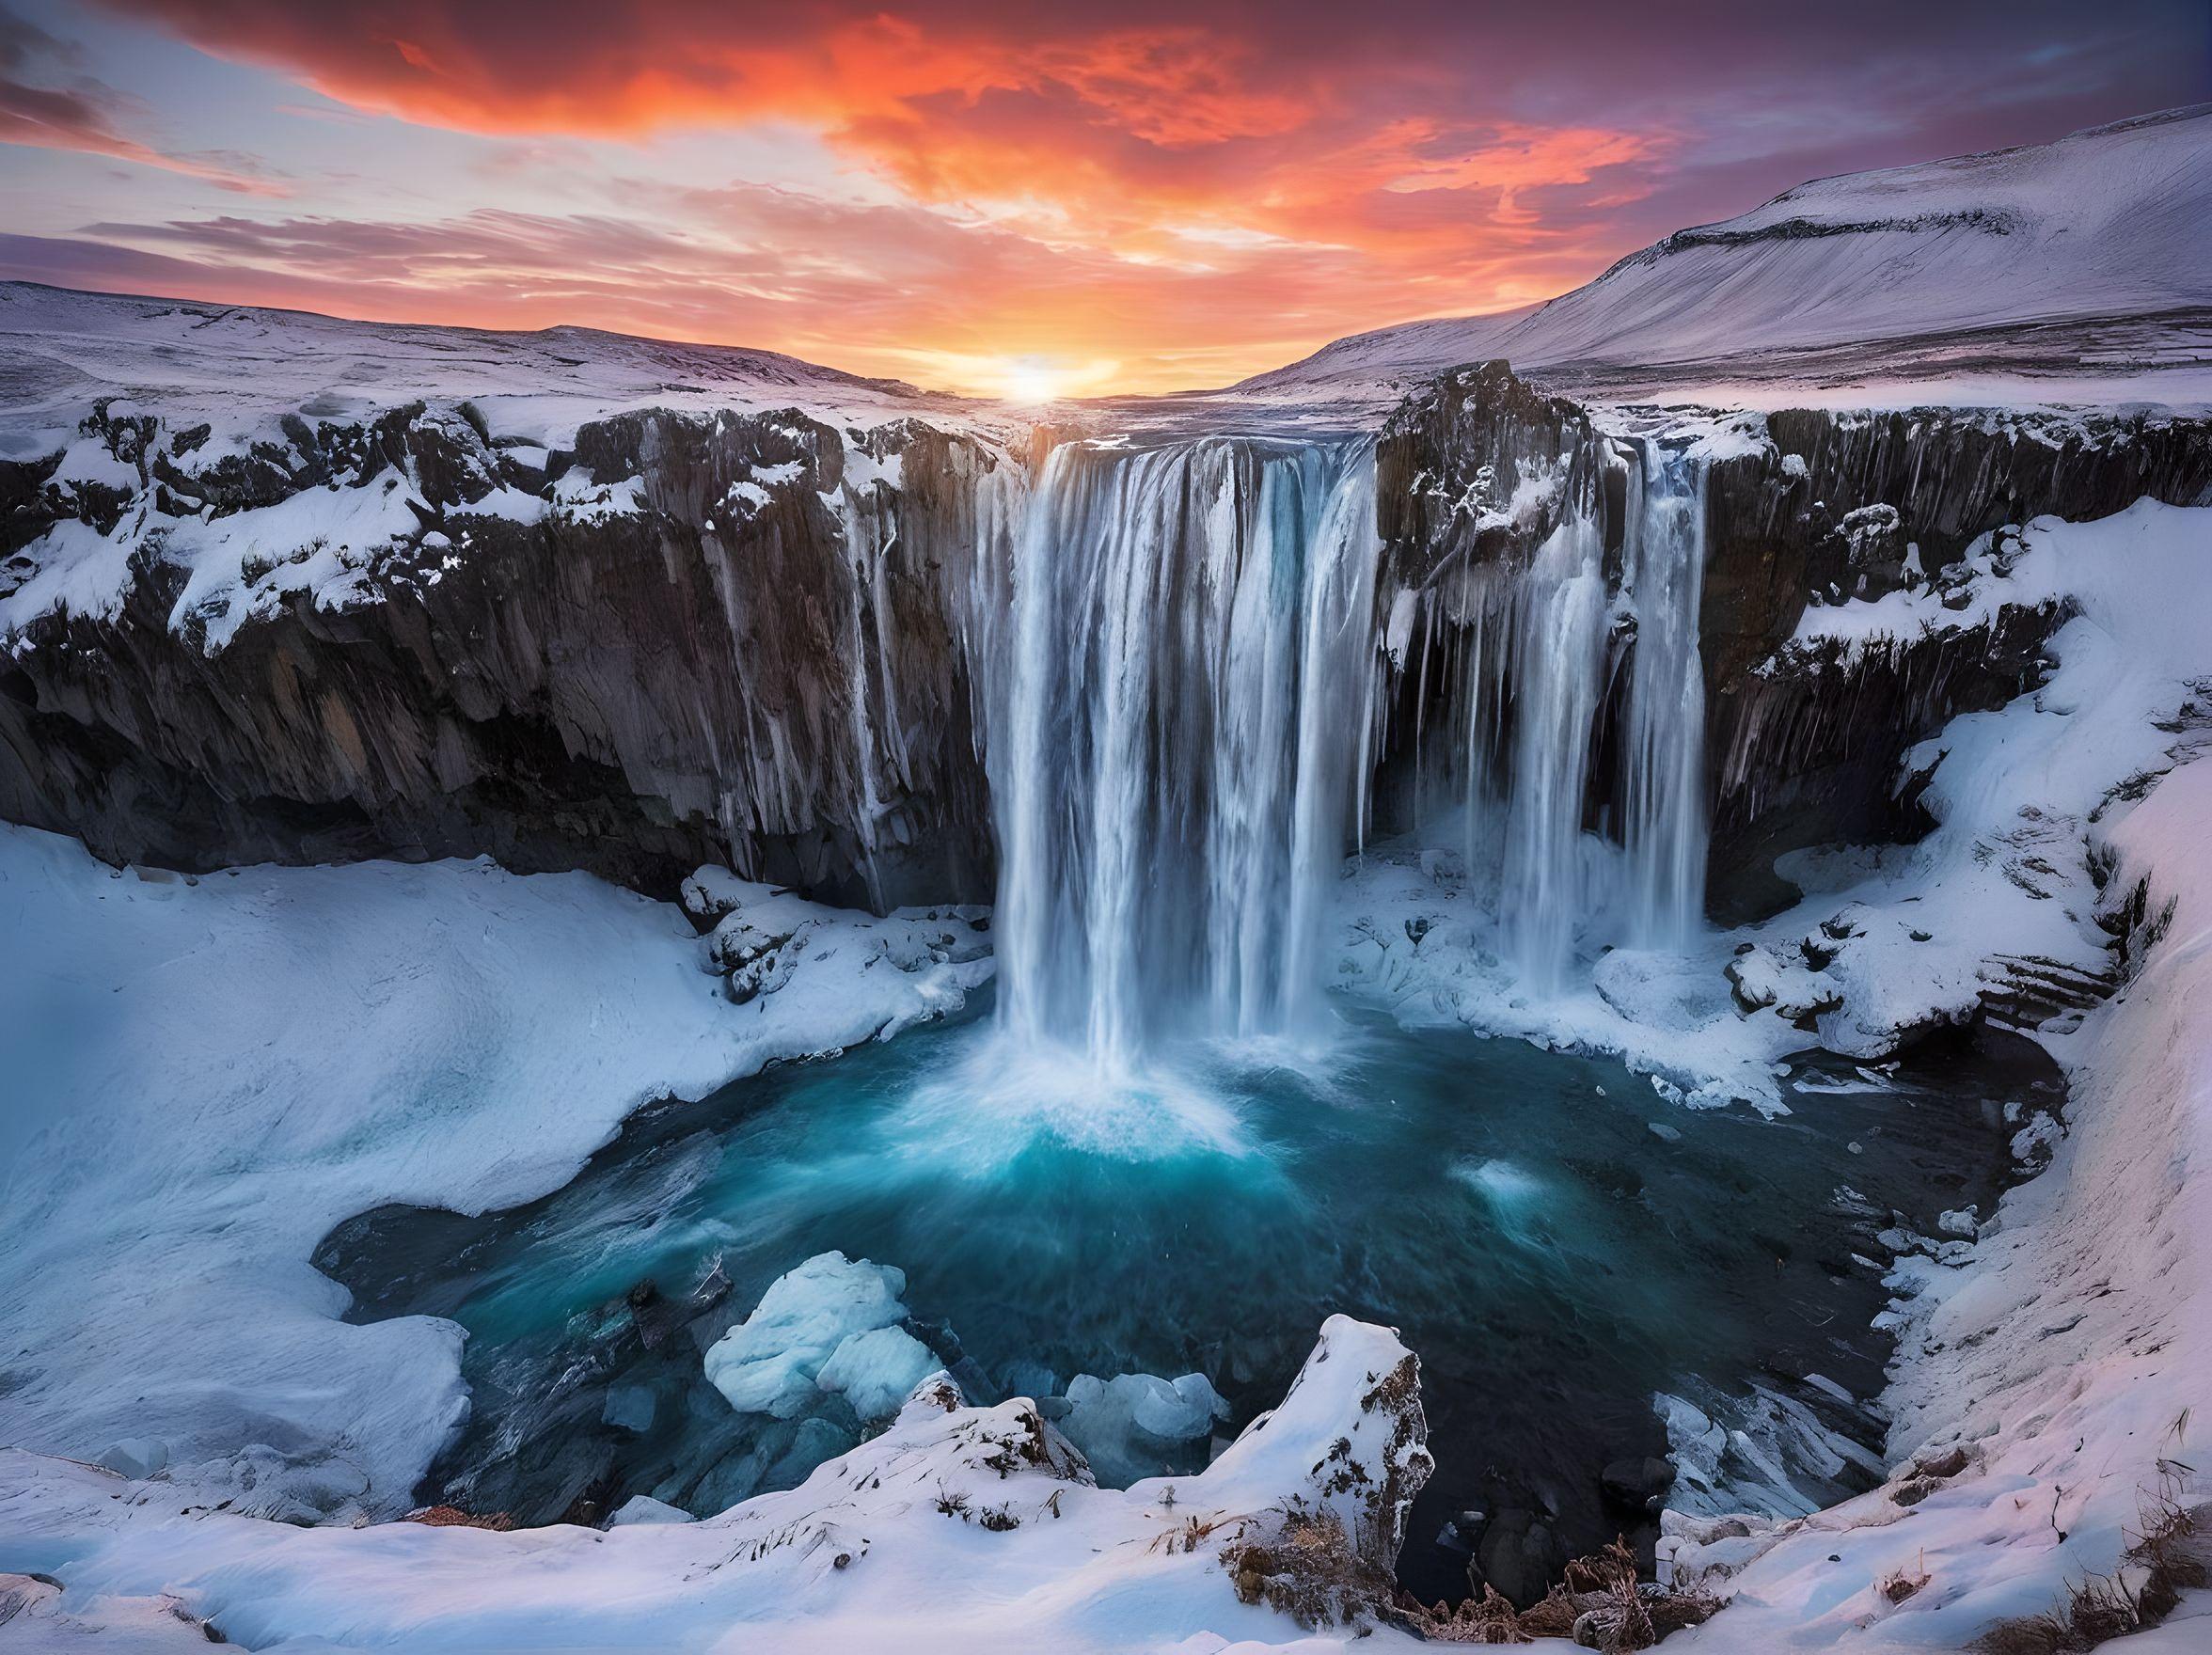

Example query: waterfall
[979,424,1706,1077]
[1618,446,1711,949]
[1443,438,1711,992]
[992,435,1379,1066]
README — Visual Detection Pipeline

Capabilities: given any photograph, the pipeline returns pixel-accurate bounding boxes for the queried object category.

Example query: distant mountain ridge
[1237,102,2212,398]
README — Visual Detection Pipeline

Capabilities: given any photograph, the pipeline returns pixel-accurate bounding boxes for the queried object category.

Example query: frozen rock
[0,1573,61,1625]
[703,1252,910,1419]
[608,1494,691,1527]
[814,1326,941,1423]
[1937,1206,1980,1237]
[1648,1121,1683,1143]
[678,866,753,925]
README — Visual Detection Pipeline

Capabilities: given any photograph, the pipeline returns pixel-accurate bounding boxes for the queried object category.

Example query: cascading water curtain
[1617,445,1710,950]
[992,435,1380,1068]
[1437,437,1711,994]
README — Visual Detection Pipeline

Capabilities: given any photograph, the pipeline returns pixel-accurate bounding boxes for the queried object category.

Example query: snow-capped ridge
[1237,102,2212,403]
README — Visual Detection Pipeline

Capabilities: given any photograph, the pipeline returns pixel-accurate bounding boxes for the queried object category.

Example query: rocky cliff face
[1697,405,2212,919]
[1368,364,2212,922]
[0,400,1019,906]
[4,353,2204,922]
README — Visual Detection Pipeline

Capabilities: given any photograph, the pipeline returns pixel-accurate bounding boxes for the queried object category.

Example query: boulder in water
[1601,1454,1678,1512]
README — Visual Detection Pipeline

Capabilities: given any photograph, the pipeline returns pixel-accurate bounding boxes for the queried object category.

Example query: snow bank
[0,828,989,1521]
[0,1317,1432,1653]
[1661,709,2212,1652]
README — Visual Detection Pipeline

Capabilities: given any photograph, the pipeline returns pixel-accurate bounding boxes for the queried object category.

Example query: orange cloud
[45,0,2192,393]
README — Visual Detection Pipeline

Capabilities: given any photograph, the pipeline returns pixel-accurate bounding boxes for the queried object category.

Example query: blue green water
[316,998,2038,1602]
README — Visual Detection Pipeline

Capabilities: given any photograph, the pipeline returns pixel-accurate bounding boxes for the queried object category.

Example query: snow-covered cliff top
[1237,104,2212,407]
[0,280,991,461]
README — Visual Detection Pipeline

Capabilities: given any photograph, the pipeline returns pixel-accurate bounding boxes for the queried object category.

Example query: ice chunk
[1054,1370,1228,1486]
[703,1252,910,1419]
[815,1326,940,1423]
[678,865,756,924]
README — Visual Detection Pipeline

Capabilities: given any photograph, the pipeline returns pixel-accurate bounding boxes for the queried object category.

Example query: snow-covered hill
[0,281,988,463]
[1240,105,2212,402]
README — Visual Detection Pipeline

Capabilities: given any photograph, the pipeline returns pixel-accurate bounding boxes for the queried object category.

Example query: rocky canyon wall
[1371,365,2212,922]
[3,365,2205,922]
[0,402,1019,906]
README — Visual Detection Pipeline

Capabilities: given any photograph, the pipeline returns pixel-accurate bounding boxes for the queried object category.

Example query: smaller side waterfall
[1616,448,1711,949]
[1399,438,1711,993]
[991,435,1379,1068]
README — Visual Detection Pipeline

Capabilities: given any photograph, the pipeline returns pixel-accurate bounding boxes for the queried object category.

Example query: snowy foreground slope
[1239,104,2212,405]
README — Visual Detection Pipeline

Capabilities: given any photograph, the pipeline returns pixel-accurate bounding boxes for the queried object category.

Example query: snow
[0,827,990,1524]
[1662,745,2212,1650]
[0,280,989,456]
[703,1251,934,1421]
[1234,105,2212,408]
[0,1317,1433,1653]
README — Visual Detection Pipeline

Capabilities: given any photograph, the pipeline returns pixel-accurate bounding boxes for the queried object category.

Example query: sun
[996,357,1072,404]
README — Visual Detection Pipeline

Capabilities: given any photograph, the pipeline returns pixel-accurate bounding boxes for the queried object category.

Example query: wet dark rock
[0,404,1008,908]
[1474,1505,1567,1610]
[1698,403,2212,921]
[1600,1456,1676,1512]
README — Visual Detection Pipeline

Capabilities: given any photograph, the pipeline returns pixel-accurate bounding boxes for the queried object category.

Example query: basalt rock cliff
[1371,363,2212,922]
[3,347,2205,922]
[0,402,1015,906]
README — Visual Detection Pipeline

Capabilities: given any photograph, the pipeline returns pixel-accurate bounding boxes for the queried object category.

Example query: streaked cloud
[2,0,2200,392]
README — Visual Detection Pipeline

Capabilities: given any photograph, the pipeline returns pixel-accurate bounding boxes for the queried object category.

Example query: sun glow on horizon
[973,355,1124,404]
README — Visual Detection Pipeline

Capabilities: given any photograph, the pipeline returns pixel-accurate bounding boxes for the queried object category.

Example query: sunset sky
[1,1,2204,397]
